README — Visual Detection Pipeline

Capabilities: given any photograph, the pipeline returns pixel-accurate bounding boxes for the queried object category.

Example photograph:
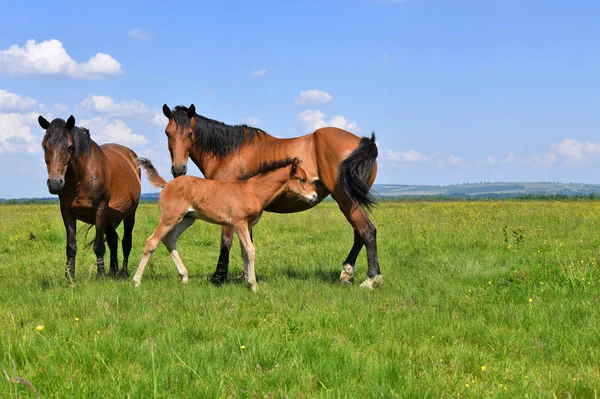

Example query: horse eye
[299,178,306,185]
[67,145,74,153]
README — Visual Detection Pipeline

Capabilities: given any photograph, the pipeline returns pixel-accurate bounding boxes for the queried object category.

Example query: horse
[133,156,318,291]
[39,115,141,281]
[161,104,382,288]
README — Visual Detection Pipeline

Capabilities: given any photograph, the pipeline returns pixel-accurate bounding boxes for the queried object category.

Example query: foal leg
[60,206,77,282]
[132,222,174,287]
[340,230,364,284]
[161,216,195,285]
[211,225,235,285]
[235,224,257,292]
[94,201,109,277]
[105,225,119,277]
[119,208,137,279]
[332,193,382,289]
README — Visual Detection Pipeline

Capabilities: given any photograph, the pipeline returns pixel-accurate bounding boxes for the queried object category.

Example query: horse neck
[189,128,276,178]
[64,147,97,187]
[246,167,290,207]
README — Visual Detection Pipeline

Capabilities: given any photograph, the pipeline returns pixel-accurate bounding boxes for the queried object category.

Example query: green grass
[1,201,600,398]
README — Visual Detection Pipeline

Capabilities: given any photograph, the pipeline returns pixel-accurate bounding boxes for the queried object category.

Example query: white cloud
[80,117,148,148]
[81,95,150,117]
[128,28,152,41]
[251,69,268,76]
[387,149,427,163]
[0,89,37,111]
[552,138,600,165]
[486,155,496,166]
[297,110,361,133]
[0,39,122,80]
[242,116,261,126]
[294,90,333,105]
[0,112,40,154]
[531,152,557,170]
[447,153,463,166]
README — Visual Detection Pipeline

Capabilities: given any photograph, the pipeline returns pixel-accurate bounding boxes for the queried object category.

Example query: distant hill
[3,182,600,204]
[372,182,600,199]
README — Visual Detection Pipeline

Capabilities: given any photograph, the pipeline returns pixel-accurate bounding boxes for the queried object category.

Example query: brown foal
[133,157,318,291]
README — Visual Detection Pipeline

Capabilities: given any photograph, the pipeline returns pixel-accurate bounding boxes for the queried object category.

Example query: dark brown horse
[39,115,141,281]
[162,104,382,288]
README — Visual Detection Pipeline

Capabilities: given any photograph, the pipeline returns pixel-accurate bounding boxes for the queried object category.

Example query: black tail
[337,132,378,211]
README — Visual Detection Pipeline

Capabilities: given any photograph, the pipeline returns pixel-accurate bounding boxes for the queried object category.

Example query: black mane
[173,105,264,159]
[42,118,92,158]
[238,157,300,181]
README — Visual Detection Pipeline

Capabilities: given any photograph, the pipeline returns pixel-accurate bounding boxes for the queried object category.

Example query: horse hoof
[132,278,141,288]
[210,273,227,285]
[96,272,106,280]
[249,284,258,293]
[360,275,383,289]
[118,270,130,280]
[339,264,355,285]
[181,275,189,285]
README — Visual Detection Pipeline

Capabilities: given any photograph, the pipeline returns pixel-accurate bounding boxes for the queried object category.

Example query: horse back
[100,144,141,218]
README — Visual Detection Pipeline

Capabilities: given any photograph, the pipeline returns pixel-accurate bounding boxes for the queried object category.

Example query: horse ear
[163,104,172,119]
[38,115,50,130]
[66,115,75,131]
[290,157,300,174]
[187,104,196,119]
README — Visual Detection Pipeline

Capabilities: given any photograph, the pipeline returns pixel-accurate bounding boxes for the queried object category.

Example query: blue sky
[1,0,599,198]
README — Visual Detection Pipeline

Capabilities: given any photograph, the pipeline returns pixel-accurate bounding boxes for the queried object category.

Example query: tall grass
[1,201,599,397]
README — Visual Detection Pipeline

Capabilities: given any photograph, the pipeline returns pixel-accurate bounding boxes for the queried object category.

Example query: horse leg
[161,216,195,285]
[105,225,119,278]
[340,230,364,284]
[60,206,77,282]
[235,224,257,292]
[94,201,108,278]
[211,225,234,285]
[132,222,174,287]
[119,207,137,279]
[332,193,382,289]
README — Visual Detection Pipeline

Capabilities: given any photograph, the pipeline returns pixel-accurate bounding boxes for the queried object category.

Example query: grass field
[1,201,600,398]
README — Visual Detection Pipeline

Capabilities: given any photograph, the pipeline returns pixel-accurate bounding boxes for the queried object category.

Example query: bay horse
[39,115,141,281]
[133,157,318,291]
[162,104,382,288]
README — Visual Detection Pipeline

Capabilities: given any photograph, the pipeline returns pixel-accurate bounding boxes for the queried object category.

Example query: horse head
[163,103,196,177]
[39,115,76,194]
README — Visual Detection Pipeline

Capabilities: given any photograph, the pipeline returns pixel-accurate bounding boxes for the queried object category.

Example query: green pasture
[1,201,599,398]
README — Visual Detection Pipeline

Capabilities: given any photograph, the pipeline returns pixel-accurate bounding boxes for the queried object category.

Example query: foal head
[285,159,319,205]
[39,115,90,194]
[162,103,196,177]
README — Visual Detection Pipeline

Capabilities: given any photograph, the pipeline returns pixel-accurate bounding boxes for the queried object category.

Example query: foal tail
[337,132,378,211]
[138,158,168,188]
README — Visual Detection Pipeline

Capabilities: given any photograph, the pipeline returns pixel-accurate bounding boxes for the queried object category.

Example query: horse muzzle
[47,178,65,194]
[306,192,319,205]
[171,164,187,178]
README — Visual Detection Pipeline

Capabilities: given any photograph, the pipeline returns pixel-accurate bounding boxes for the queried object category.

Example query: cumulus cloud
[387,149,427,163]
[128,28,152,41]
[81,95,150,117]
[297,110,360,133]
[80,117,148,147]
[0,89,37,111]
[294,89,333,105]
[552,138,600,165]
[251,69,268,76]
[0,39,122,80]
[0,112,40,154]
